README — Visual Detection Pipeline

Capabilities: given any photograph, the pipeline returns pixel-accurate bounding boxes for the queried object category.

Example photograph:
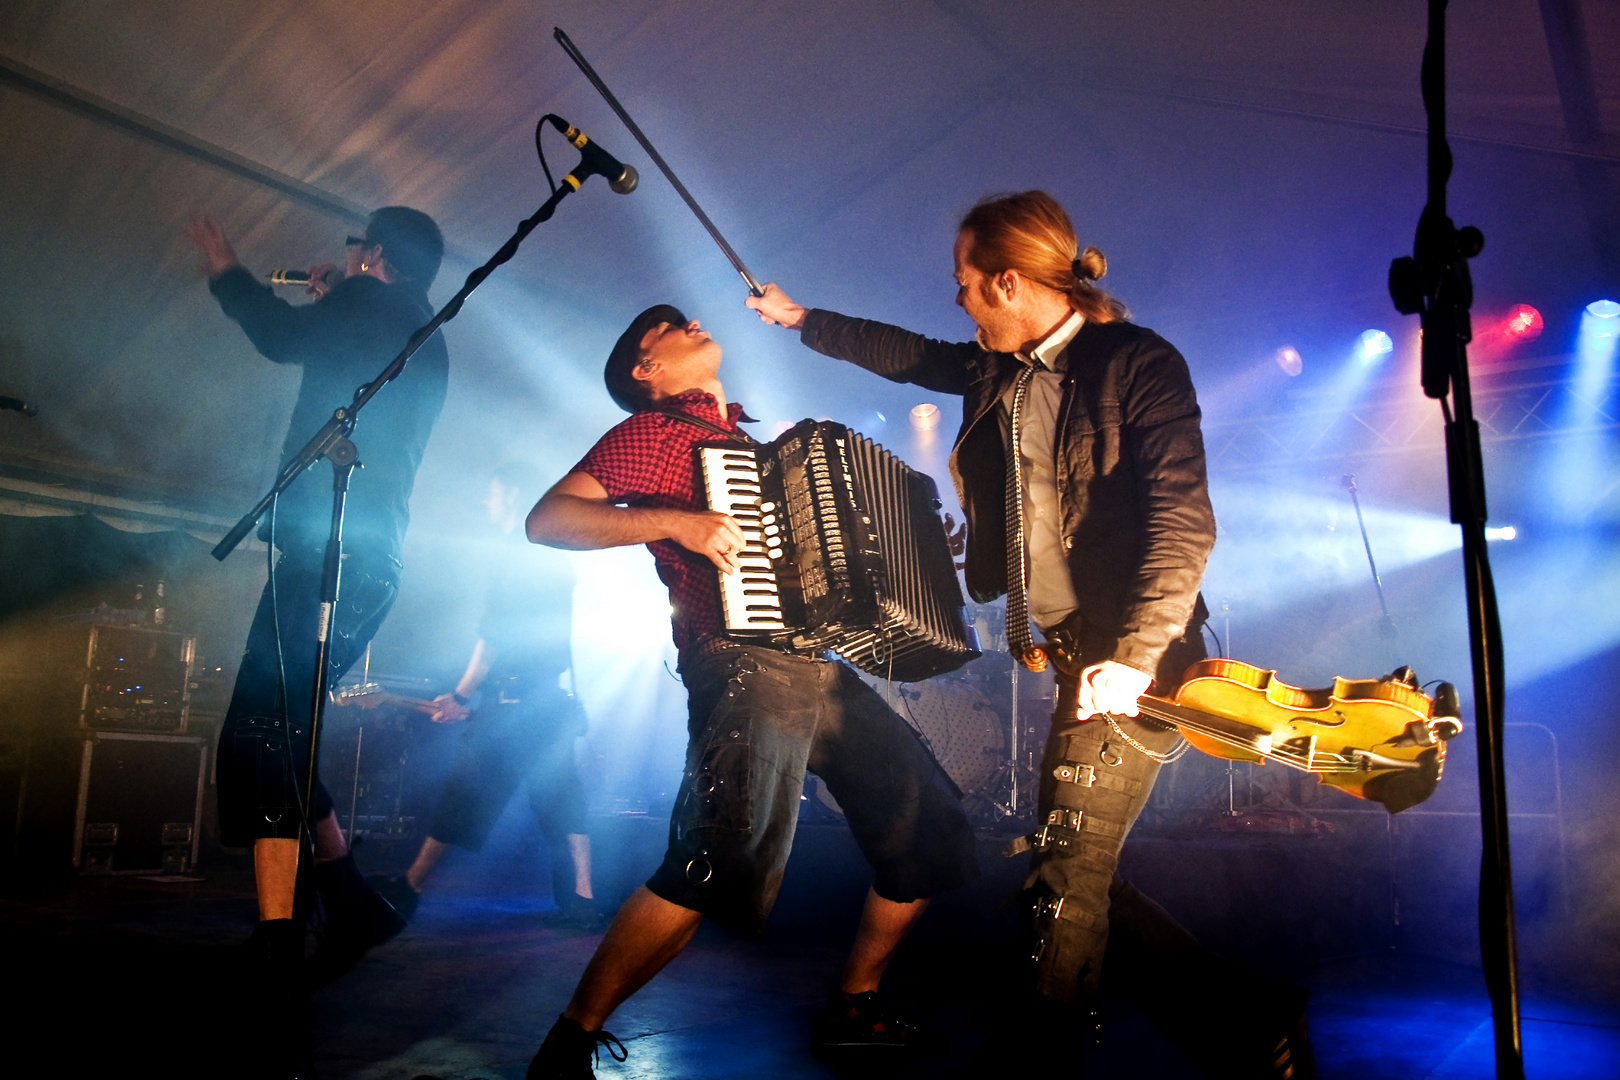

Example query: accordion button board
[699,419,980,682]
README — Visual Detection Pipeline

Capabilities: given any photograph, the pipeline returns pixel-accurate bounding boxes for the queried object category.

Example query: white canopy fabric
[0,0,1614,518]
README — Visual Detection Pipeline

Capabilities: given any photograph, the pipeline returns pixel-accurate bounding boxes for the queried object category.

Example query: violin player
[749,190,1318,1078]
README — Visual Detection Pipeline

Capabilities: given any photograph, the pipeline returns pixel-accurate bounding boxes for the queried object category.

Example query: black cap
[364,206,444,288]
[604,303,685,413]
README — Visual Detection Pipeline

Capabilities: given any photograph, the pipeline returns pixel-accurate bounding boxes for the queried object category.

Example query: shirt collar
[659,388,754,427]
[1018,310,1085,371]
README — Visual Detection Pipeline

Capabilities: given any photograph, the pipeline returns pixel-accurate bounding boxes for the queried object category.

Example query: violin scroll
[1431,681,1463,741]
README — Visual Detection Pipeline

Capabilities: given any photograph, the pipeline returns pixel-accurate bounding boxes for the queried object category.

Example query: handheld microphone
[546,116,638,194]
[1,395,39,417]
[267,268,344,288]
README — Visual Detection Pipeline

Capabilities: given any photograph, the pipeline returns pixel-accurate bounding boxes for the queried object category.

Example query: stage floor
[2,820,1615,1078]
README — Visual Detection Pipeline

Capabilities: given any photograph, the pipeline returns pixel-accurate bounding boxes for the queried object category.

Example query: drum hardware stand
[1343,474,1400,669]
[980,658,1043,827]
[1387,3,1520,1072]
[342,644,372,846]
[1009,663,1021,815]
[209,119,627,909]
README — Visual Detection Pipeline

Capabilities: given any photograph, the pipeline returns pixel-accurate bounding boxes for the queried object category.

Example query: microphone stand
[1388,2,1521,1075]
[211,160,597,910]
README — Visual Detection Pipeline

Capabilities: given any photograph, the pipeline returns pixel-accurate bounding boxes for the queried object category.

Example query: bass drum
[813,673,1007,817]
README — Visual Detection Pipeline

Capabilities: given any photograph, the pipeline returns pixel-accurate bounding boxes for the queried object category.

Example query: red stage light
[1505,304,1543,341]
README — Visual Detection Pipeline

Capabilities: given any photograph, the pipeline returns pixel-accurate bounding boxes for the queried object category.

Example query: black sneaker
[305,885,407,989]
[527,1015,626,1080]
[811,990,944,1055]
[371,874,422,922]
[544,892,609,932]
[1265,1012,1319,1080]
[237,920,313,1078]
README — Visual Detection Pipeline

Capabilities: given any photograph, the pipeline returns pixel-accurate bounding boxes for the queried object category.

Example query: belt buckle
[1054,763,1096,788]
[1032,809,1083,853]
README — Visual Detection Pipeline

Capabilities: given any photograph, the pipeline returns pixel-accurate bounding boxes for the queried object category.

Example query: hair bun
[1072,246,1107,283]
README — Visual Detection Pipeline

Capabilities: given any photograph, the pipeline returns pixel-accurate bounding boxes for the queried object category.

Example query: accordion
[699,419,980,681]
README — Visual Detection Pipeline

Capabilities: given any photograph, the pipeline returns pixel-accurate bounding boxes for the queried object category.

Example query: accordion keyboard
[698,446,787,632]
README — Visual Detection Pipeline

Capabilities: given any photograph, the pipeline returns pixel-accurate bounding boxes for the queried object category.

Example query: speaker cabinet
[71,732,205,875]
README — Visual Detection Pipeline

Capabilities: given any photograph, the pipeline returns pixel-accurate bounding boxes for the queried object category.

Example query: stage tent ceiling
[0,0,1616,524]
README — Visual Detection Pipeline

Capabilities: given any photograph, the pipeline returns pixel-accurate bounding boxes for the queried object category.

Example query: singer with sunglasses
[185,206,447,1078]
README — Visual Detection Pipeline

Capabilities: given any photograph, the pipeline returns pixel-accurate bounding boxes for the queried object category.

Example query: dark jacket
[210,267,448,565]
[800,309,1214,681]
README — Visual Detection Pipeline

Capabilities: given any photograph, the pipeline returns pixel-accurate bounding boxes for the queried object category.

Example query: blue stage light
[1586,298,1620,333]
[1485,525,1518,541]
[1358,329,1394,362]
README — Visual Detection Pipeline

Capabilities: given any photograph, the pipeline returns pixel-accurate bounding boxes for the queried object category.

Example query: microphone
[267,268,344,288]
[1,395,39,417]
[546,116,638,194]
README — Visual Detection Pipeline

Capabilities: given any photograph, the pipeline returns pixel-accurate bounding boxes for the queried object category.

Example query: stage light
[1485,525,1518,541]
[1274,346,1303,377]
[910,403,940,430]
[1359,330,1393,362]
[1586,298,1620,334]
[1504,304,1542,341]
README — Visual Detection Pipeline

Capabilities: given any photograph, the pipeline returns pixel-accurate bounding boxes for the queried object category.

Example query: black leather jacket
[800,309,1214,682]
[210,267,447,564]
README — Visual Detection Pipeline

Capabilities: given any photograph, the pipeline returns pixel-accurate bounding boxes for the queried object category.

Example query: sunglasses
[345,236,370,247]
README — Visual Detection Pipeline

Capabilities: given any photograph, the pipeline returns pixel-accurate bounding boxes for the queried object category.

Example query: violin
[1134,658,1463,813]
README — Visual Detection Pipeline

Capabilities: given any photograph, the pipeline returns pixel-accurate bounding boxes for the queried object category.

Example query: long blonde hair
[959,191,1128,323]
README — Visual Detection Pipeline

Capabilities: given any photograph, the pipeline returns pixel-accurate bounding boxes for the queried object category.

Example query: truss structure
[1204,361,1618,472]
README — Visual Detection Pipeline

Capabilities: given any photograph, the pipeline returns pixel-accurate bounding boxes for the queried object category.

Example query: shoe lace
[591,1029,628,1066]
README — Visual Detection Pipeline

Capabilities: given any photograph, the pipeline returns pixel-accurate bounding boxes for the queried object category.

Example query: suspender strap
[658,407,756,443]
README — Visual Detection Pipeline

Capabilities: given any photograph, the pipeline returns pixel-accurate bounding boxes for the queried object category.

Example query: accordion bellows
[700,419,980,681]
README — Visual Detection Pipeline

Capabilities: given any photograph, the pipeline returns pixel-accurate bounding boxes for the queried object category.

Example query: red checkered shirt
[571,389,753,654]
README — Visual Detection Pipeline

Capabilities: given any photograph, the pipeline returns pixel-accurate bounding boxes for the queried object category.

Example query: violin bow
[554,27,766,297]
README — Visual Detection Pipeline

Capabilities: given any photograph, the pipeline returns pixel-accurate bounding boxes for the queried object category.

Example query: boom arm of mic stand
[212,180,579,562]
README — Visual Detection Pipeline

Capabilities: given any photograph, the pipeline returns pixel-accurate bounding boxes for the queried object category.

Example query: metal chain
[1103,713,1191,764]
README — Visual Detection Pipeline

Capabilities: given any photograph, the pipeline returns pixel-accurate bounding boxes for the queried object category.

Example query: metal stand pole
[1009,661,1020,815]
[1388,3,1521,1073]
[1344,475,1400,666]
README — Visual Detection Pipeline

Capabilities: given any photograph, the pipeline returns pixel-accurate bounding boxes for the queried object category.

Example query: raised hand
[745,282,807,331]
[183,214,241,278]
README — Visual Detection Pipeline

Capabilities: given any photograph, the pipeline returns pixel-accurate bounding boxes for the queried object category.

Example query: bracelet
[451,690,470,705]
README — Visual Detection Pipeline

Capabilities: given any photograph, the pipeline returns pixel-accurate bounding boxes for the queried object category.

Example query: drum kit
[819,602,1055,830]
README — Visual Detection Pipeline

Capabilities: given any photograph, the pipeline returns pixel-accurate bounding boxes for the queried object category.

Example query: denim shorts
[216,551,398,846]
[645,643,979,933]
[430,688,588,851]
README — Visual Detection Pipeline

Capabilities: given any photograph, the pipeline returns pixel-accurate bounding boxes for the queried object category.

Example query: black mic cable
[538,114,638,194]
